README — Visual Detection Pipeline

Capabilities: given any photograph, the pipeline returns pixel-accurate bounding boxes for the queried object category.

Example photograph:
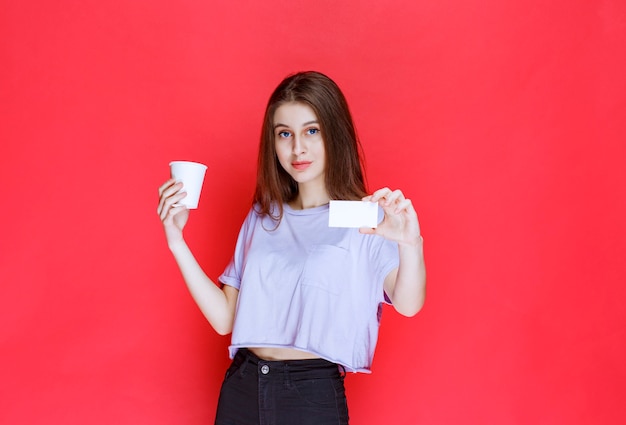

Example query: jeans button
[261,364,270,375]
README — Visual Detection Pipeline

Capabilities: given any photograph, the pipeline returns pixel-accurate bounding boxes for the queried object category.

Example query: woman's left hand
[360,187,422,247]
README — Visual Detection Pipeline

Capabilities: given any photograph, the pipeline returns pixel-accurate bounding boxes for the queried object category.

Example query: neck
[290,183,330,210]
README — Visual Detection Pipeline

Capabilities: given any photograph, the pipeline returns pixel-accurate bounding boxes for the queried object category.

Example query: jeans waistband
[233,348,343,377]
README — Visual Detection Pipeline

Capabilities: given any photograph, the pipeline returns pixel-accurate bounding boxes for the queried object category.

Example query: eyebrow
[273,120,319,129]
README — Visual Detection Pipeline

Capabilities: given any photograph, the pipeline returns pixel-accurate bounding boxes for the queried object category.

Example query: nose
[292,134,306,155]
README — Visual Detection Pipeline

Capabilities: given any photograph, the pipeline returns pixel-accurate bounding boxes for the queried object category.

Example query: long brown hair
[253,71,368,221]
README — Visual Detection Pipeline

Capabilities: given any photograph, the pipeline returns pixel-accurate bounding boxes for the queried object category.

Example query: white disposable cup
[169,161,208,209]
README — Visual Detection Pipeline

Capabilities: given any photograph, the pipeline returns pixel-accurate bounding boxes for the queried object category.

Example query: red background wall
[1,0,625,423]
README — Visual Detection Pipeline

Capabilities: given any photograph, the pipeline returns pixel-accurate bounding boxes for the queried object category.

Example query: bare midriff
[249,346,321,361]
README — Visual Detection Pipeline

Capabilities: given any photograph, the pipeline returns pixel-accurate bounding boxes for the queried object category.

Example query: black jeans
[215,349,349,425]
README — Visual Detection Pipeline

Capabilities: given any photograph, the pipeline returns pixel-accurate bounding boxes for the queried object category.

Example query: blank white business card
[328,201,378,228]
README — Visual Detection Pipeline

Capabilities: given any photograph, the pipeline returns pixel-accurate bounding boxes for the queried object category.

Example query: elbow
[207,313,234,336]
[398,300,424,317]
[394,290,426,317]
[388,269,426,317]
[214,324,233,336]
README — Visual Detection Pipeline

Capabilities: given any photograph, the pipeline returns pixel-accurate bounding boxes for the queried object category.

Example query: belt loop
[240,350,250,376]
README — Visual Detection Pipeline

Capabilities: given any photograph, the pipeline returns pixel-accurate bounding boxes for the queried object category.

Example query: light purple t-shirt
[218,203,399,373]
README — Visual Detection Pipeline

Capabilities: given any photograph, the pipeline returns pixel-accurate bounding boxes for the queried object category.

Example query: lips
[292,161,312,171]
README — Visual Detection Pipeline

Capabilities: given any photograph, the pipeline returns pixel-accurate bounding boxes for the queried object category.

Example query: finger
[161,202,187,223]
[383,189,405,206]
[369,187,391,203]
[158,178,177,197]
[168,203,189,218]
[163,204,189,225]
[393,198,414,214]
[159,191,188,221]
[161,181,184,199]
[358,227,377,235]
[157,180,178,214]
[163,191,187,217]
[375,189,404,209]
[157,182,184,216]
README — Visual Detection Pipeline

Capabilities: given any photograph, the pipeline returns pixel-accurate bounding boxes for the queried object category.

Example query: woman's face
[273,102,326,192]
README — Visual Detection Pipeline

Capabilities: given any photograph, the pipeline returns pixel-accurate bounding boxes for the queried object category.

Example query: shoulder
[238,202,284,234]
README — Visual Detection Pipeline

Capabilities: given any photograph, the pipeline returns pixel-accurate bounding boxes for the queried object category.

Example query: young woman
[157,71,426,424]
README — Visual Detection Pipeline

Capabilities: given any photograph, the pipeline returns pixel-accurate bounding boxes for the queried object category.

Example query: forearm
[169,240,236,335]
[390,237,426,317]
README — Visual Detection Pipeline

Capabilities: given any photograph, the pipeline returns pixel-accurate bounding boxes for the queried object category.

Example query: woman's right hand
[157,178,190,248]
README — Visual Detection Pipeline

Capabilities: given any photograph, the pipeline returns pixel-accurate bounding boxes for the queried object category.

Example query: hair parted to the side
[253,71,368,222]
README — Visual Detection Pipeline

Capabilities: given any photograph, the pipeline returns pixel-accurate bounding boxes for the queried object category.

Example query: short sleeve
[218,208,257,290]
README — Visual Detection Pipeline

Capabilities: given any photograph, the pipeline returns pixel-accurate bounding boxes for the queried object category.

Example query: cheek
[274,144,290,166]
[315,142,327,161]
